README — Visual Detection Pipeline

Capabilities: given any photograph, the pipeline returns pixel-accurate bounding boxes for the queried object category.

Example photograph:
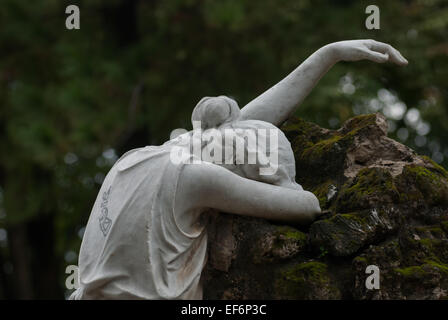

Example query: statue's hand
[328,39,408,66]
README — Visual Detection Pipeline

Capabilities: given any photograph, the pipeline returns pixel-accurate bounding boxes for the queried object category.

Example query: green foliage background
[0,0,446,298]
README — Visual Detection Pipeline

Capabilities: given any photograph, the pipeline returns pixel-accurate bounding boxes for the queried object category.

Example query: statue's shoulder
[113,145,169,172]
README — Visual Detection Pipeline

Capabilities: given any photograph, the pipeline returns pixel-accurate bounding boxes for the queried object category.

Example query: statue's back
[70,145,208,299]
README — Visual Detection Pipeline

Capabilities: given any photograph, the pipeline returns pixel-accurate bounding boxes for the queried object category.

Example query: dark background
[0,0,447,299]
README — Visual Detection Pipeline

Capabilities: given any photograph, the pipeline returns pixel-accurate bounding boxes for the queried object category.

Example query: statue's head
[188,96,302,191]
[191,96,241,130]
[219,120,302,191]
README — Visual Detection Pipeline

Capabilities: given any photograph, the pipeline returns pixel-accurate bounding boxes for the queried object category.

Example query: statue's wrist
[319,43,340,64]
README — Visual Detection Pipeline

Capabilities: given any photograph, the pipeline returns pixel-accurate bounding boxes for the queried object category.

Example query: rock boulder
[203,113,448,300]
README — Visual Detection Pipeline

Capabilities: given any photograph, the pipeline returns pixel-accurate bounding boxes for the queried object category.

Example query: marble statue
[70,40,407,300]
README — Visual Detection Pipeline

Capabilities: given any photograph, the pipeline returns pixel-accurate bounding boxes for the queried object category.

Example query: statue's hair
[219,120,302,191]
[191,96,241,130]
[189,96,302,191]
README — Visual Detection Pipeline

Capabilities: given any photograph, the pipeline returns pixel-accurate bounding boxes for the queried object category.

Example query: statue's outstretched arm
[239,40,408,126]
[178,163,322,224]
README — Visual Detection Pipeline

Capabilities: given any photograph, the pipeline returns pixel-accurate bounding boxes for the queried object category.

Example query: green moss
[396,260,448,278]
[341,114,379,133]
[274,226,307,242]
[335,167,398,212]
[349,168,396,196]
[416,237,444,255]
[415,226,445,238]
[308,211,381,257]
[340,213,367,223]
[285,114,448,210]
[421,155,448,179]
[311,181,335,208]
[419,238,438,247]
[405,236,448,267]
[282,118,325,138]
[431,227,444,235]
[282,117,346,187]
[282,118,328,153]
[395,265,426,278]
[400,165,448,206]
[424,260,448,274]
[405,165,442,181]
[338,213,373,232]
[281,262,328,284]
[301,134,345,159]
[353,256,368,264]
[275,261,339,299]
[284,115,384,189]
[337,162,448,211]
[253,226,307,264]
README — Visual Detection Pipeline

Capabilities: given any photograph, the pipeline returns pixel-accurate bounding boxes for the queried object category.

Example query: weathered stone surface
[275,261,341,299]
[308,208,396,257]
[203,113,448,300]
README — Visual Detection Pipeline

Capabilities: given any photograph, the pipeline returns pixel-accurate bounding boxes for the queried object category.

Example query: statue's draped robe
[70,119,299,299]
[70,142,208,299]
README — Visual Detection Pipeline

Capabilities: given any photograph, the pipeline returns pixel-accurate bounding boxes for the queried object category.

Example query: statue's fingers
[385,46,408,66]
[369,40,408,65]
[367,40,391,53]
[392,48,408,66]
[363,49,389,63]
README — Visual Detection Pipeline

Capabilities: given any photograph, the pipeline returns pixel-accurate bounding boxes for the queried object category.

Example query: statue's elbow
[303,191,322,220]
[312,196,322,215]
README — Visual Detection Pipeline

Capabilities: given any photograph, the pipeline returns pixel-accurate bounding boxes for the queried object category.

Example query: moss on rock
[252,225,307,264]
[398,165,448,206]
[310,180,337,209]
[395,265,427,278]
[309,209,394,257]
[275,261,340,299]
[335,167,399,212]
[395,260,448,279]
[205,114,448,300]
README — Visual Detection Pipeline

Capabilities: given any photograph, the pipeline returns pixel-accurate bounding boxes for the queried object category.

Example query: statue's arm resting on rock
[240,40,408,127]
[178,163,321,224]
